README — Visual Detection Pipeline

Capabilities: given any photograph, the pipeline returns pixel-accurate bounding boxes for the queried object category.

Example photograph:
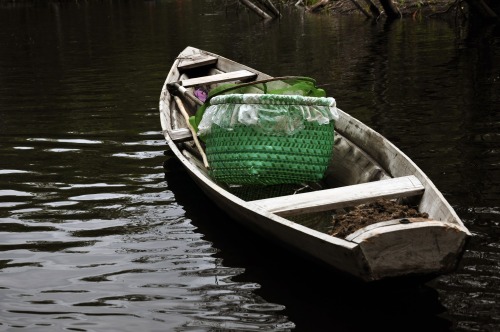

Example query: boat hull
[159,46,471,282]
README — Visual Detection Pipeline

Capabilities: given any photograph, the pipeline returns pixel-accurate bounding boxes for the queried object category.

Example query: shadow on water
[163,156,452,332]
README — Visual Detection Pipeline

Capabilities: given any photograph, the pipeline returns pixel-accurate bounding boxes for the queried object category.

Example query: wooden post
[239,0,273,19]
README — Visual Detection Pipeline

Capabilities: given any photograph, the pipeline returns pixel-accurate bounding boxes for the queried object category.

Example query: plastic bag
[198,94,339,137]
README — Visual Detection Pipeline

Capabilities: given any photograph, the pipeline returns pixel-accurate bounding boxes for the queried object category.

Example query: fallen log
[306,0,329,12]
[255,0,281,17]
[239,0,273,19]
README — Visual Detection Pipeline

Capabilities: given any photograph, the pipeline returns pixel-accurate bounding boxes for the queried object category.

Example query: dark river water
[0,1,499,331]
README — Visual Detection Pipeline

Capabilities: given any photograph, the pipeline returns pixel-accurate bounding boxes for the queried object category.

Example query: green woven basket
[205,122,334,185]
[200,94,338,186]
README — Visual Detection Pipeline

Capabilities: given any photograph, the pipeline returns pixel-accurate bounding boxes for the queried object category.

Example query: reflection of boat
[159,46,471,282]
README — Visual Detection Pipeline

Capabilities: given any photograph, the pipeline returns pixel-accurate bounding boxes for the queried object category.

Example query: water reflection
[164,165,450,331]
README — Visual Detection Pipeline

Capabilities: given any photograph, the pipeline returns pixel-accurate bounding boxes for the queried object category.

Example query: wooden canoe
[159,46,471,282]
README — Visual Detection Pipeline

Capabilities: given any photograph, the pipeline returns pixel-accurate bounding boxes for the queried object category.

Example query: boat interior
[161,50,435,236]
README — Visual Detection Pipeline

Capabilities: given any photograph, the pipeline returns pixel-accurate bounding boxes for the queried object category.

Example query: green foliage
[189,77,326,133]
[267,78,326,97]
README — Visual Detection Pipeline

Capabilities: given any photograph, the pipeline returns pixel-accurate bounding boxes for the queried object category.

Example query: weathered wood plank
[352,221,469,278]
[165,128,192,142]
[177,54,217,71]
[251,175,424,217]
[325,133,391,187]
[182,149,210,175]
[344,217,431,241]
[180,70,257,87]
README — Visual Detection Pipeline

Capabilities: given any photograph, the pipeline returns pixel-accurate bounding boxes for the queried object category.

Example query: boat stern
[347,220,469,281]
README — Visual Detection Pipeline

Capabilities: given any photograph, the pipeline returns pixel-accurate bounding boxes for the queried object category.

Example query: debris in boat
[194,87,208,102]
[329,199,429,238]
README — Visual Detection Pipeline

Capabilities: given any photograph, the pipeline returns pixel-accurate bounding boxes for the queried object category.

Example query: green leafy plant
[189,77,326,133]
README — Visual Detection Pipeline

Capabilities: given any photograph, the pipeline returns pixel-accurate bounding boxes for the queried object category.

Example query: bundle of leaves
[329,199,430,238]
[189,76,326,133]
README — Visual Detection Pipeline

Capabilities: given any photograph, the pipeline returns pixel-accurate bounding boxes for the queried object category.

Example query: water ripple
[0,240,98,252]
[0,169,29,174]
[0,190,33,197]
[69,193,132,201]
[28,138,102,144]
[46,148,80,152]
[60,183,126,189]
[112,151,165,159]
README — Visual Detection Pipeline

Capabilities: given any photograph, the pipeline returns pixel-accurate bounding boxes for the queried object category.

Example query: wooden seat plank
[165,128,192,142]
[177,54,218,71]
[250,175,424,217]
[180,70,257,87]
